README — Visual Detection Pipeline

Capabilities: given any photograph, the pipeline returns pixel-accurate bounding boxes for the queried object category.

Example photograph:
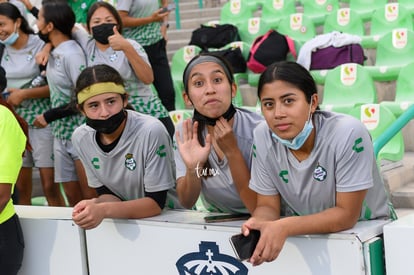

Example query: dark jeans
[0,214,24,275]
[144,38,176,111]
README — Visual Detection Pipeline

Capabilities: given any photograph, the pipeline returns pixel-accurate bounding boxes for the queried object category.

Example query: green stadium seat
[237,17,272,46]
[260,0,297,29]
[170,45,202,105]
[169,110,194,127]
[361,3,414,49]
[381,61,414,117]
[302,0,340,26]
[349,0,388,22]
[397,0,414,14]
[365,28,414,81]
[276,13,316,46]
[323,8,365,36]
[320,63,378,113]
[220,41,251,107]
[348,104,404,163]
[219,0,256,26]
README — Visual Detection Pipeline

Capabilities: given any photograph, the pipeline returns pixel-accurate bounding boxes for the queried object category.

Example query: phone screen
[229,230,260,261]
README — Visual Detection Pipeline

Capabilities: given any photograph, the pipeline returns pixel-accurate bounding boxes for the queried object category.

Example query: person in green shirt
[0,66,29,275]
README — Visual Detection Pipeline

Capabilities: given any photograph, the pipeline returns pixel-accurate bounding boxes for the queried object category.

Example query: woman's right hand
[175,119,211,170]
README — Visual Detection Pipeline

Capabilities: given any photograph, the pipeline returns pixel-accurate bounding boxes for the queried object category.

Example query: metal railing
[374,104,414,158]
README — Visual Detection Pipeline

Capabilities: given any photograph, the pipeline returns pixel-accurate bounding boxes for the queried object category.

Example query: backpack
[247,30,297,73]
[310,44,366,70]
[189,24,241,50]
[208,47,247,74]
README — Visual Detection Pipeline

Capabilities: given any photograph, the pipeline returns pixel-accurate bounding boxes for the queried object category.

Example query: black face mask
[38,31,50,44]
[86,109,126,134]
[92,23,116,45]
[192,104,236,126]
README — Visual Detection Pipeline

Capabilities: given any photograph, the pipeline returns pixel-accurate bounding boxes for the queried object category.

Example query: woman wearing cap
[71,64,175,230]
[174,53,263,214]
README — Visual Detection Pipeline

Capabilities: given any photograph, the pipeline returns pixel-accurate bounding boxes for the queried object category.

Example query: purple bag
[310,44,365,70]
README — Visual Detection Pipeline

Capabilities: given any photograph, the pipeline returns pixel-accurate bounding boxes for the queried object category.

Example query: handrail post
[374,104,414,158]
[174,0,181,29]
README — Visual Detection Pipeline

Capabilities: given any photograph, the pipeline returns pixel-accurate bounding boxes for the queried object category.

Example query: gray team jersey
[47,40,86,140]
[250,111,394,220]
[2,34,50,126]
[73,29,152,97]
[174,108,264,213]
[72,110,175,200]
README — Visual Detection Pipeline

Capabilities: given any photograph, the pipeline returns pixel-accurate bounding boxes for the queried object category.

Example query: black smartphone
[229,230,261,261]
[204,213,250,223]
[159,3,175,13]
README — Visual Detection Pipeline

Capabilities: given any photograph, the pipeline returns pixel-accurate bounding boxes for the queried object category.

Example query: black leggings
[0,214,24,275]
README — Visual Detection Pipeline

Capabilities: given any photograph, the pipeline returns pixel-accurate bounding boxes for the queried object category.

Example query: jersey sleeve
[116,0,133,12]
[172,122,188,180]
[71,126,103,188]
[334,116,375,193]
[64,46,86,87]
[142,121,175,192]
[72,28,90,51]
[249,122,280,196]
[127,39,151,66]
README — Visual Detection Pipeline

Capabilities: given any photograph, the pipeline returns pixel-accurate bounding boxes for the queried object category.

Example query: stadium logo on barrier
[176,241,248,275]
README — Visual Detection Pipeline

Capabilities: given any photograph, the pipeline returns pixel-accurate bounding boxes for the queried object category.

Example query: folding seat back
[220,0,255,26]
[302,0,340,26]
[276,13,316,46]
[348,104,404,163]
[381,61,414,117]
[260,0,297,29]
[323,8,365,36]
[321,63,377,113]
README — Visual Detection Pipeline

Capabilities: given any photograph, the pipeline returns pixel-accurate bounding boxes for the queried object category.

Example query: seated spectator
[174,53,263,214]
[240,61,395,266]
[71,64,175,230]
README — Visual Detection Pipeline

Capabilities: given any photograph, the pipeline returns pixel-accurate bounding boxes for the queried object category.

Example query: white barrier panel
[384,213,414,275]
[86,210,390,275]
[15,205,88,275]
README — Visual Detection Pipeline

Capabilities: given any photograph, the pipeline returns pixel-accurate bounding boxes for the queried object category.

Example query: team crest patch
[125,153,136,171]
[313,164,327,182]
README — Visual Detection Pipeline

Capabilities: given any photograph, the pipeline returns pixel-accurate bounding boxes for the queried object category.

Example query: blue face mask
[271,102,314,150]
[0,24,19,45]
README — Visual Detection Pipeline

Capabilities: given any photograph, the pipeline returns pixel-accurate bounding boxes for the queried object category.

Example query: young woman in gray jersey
[71,64,175,230]
[33,0,97,206]
[71,1,174,139]
[0,2,65,206]
[240,61,396,266]
[174,53,263,214]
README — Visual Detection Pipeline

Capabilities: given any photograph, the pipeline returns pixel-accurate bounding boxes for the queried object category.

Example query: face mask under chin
[86,109,126,134]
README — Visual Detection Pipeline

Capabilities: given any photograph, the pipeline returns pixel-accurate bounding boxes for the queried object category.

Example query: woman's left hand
[214,117,238,155]
[108,26,129,51]
[6,88,25,106]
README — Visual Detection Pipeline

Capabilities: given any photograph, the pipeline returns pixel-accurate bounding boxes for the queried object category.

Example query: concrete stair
[166,1,223,60]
